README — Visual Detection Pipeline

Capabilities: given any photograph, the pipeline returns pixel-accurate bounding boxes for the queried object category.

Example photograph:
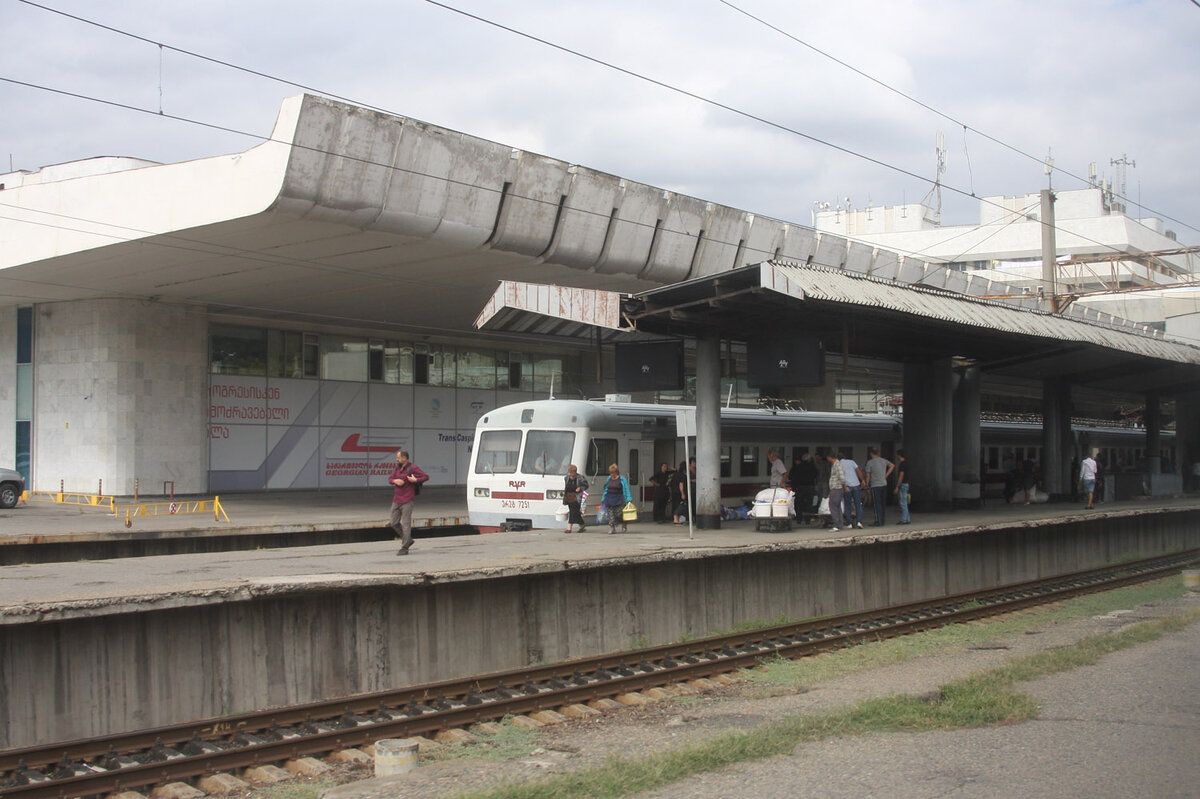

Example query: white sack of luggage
[750,487,795,519]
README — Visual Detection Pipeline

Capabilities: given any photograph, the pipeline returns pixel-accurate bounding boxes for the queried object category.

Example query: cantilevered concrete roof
[4,93,1051,344]
[476,262,1200,393]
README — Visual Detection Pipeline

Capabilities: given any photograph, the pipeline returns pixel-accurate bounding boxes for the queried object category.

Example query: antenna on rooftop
[1110,154,1136,212]
[922,132,947,224]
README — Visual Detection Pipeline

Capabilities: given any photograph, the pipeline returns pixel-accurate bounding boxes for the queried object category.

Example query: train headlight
[545,489,563,500]
[474,487,490,498]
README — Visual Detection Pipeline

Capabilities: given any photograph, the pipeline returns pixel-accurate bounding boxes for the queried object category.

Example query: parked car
[0,467,25,509]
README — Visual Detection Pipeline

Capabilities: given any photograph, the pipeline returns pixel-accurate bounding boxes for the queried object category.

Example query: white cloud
[3,0,1197,241]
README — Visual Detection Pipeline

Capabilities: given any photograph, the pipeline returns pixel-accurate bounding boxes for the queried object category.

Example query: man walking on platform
[389,449,429,555]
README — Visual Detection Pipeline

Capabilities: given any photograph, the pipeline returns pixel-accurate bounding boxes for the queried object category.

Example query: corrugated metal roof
[768,262,1200,366]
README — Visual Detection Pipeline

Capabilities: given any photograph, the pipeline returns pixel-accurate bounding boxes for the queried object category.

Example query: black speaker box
[746,336,824,387]
[615,340,684,392]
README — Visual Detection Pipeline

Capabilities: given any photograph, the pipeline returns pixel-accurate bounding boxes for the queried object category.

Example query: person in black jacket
[650,462,671,523]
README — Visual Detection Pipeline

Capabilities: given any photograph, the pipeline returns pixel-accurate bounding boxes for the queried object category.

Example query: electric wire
[716,0,1176,229]
[2,7,1193,316]
[0,73,1177,331]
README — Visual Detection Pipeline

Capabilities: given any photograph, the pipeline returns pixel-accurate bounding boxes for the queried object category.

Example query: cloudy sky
[3,0,1198,244]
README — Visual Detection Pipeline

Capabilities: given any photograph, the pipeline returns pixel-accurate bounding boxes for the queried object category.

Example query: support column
[902,359,954,511]
[1178,391,1200,492]
[694,333,722,529]
[951,365,981,508]
[1041,379,1072,497]
[1144,391,1161,475]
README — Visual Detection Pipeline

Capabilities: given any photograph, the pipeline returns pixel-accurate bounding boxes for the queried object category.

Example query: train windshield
[475,430,521,474]
[520,430,576,476]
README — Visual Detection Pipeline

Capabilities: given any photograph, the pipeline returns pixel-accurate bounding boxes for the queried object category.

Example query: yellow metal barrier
[19,490,230,528]
[23,491,116,512]
[120,496,230,528]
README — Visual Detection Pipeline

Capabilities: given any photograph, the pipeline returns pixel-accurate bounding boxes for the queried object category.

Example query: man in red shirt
[389,450,429,555]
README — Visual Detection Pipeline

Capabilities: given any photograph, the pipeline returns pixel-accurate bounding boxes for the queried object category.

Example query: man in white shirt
[1079,453,1098,509]
[768,450,787,488]
[840,454,866,529]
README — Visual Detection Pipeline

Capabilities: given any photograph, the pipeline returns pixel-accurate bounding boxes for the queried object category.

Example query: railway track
[3,550,1195,798]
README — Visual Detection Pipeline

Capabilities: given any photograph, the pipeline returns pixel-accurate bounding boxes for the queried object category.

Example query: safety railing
[19,487,230,528]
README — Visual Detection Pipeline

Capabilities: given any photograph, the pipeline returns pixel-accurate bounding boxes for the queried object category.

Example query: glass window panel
[210,324,267,375]
[507,352,533,391]
[384,340,409,384]
[16,307,32,364]
[628,448,640,484]
[368,339,385,382]
[587,438,618,477]
[15,364,32,420]
[319,334,367,381]
[431,345,454,386]
[520,431,576,475]
[268,331,306,378]
[475,430,521,474]
[533,357,563,395]
[720,446,731,478]
[457,349,496,389]
[15,420,30,482]
[302,333,319,378]
[740,445,759,477]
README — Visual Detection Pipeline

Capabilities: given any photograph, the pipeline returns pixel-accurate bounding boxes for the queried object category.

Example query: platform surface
[2,491,1197,622]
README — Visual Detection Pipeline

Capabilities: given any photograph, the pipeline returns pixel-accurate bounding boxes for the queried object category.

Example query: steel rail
[3,550,1195,798]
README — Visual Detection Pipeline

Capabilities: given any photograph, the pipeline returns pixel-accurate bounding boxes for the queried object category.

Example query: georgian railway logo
[508,480,526,489]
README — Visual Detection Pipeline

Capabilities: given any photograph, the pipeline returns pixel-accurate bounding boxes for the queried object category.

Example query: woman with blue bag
[601,463,633,534]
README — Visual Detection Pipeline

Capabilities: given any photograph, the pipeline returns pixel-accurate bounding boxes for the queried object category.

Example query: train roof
[477,399,902,437]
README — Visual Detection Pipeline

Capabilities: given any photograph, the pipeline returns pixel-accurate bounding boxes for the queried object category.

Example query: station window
[384,341,409,384]
[534,356,564,395]
[16,306,32,364]
[368,339,385,381]
[319,334,367,381]
[587,438,618,477]
[457,349,497,389]
[474,430,521,474]
[302,333,319,377]
[505,352,533,391]
[740,446,759,477]
[267,330,305,378]
[521,431,576,476]
[210,324,267,375]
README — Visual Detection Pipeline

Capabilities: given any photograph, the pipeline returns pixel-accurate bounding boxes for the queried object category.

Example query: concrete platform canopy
[2,92,1196,498]
[3,92,1002,495]
[477,261,1200,393]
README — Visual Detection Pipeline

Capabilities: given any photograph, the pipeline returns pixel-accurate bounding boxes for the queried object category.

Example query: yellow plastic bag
[621,502,638,522]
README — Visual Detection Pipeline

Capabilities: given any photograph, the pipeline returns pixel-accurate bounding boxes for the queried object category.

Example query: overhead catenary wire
[12,0,1193,255]
[2,6,1194,318]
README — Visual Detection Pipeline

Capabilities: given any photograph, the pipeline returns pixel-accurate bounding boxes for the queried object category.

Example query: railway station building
[3,93,1199,504]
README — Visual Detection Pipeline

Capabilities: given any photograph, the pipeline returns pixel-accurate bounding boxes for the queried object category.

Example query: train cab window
[740,446,759,477]
[520,431,575,475]
[587,438,618,477]
[720,446,731,478]
[475,430,521,474]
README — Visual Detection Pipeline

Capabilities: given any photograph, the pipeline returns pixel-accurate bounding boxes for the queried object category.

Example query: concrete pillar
[951,366,981,508]
[33,299,209,494]
[1144,391,1161,475]
[902,358,954,511]
[1178,391,1200,491]
[694,333,722,528]
[1041,379,1072,497]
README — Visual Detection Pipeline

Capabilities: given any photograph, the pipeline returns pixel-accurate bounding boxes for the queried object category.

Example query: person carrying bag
[601,463,633,534]
[563,464,589,533]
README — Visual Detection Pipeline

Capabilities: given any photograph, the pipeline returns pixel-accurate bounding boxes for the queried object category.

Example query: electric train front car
[467,401,599,532]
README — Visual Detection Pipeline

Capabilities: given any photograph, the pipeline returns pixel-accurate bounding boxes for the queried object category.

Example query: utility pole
[1040,189,1057,313]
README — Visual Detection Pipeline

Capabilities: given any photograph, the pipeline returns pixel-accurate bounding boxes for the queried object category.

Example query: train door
[653,439,677,476]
